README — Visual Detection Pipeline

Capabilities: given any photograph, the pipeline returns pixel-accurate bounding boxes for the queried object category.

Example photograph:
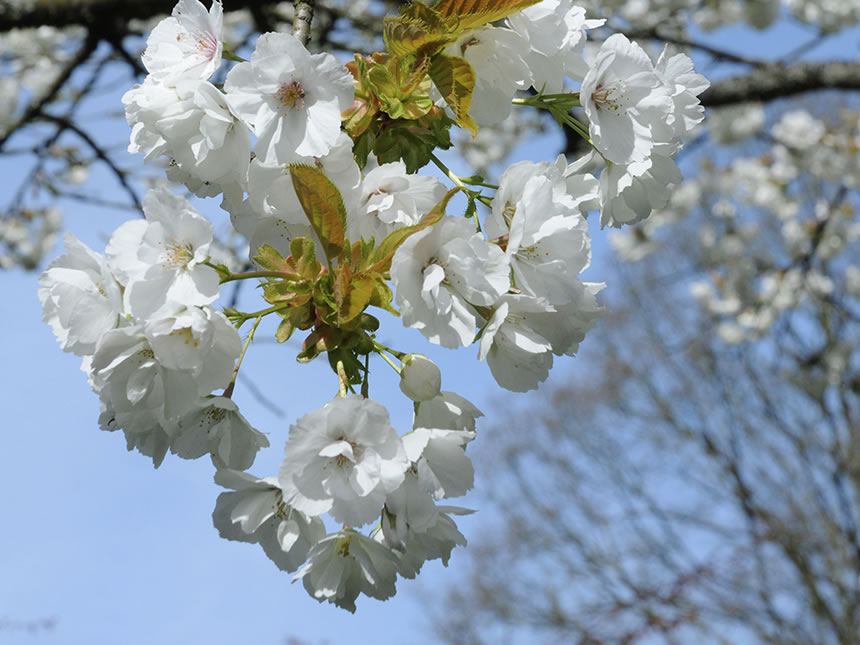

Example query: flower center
[592,83,624,111]
[161,238,194,269]
[196,31,218,60]
[203,406,228,424]
[167,326,199,347]
[277,81,306,110]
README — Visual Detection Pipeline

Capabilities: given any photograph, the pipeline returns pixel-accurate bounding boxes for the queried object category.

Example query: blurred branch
[0,29,98,151]
[36,113,143,213]
[0,0,282,31]
[701,62,860,107]
[622,27,769,67]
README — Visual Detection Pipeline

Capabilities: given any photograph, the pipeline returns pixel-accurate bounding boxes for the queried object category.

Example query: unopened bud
[399,353,442,401]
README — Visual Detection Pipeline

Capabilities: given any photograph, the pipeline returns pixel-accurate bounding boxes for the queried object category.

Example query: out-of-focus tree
[436,3,860,643]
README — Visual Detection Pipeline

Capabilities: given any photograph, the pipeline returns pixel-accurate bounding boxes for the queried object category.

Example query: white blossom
[381,472,440,551]
[212,469,324,572]
[488,156,596,304]
[580,34,672,164]
[507,0,605,91]
[443,26,532,126]
[172,397,269,470]
[142,0,224,84]
[653,49,710,154]
[402,427,475,499]
[599,154,682,228]
[224,32,354,165]
[90,324,199,427]
[413,391,483,433]
[391,217,509,348]
[294,530,400,612]
[144,305,240,391]
[388,506,472,579]
[123,78,250,193]
[39,233,124,356]
[351,160,445,243]
[106,188,220,319]
[772,109,826,149]
[279,395,409,527]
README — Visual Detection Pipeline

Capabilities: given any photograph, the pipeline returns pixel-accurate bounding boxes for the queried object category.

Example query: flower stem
[336,359,349,397]
[372,340,405,360]
[429,152,469,192]
[223,314,263,399]
[375,349,402,375]
[216,269,295,284]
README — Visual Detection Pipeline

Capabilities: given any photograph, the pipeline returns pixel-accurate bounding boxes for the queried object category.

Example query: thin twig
[36,113,143,213]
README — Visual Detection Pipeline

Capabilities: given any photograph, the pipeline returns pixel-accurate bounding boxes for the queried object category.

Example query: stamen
[276,81,306,110]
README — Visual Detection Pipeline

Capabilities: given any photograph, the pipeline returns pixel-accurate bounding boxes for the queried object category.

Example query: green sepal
[275,318,295,343]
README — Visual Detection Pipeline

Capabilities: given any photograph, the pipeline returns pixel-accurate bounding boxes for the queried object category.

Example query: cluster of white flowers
[39,189,268,468]
[571,0,860,32]
[39,0,707,611]
[612,107,860,359]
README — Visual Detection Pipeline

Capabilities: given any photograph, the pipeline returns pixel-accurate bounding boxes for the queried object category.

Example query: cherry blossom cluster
[611,106,860,366]
[39,0,707,610]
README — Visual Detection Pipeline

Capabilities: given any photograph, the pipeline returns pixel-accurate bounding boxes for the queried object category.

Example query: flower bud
[399,353,442,401]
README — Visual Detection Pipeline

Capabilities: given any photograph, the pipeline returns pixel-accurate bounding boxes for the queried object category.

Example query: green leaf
[253,244,291,273]
[275,318,295,343]
[368,274,398,315]
[289,164,347,265]
[371,108,454,172]
[428,54,478,135]
[432,0,542,31]
[339,273,377,324]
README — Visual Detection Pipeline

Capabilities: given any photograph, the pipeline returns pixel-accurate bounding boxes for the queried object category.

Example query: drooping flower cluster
[40,189,268,468]
[40,0,707,612]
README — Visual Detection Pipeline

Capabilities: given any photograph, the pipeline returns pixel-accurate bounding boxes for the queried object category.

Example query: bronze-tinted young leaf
[368,274,398,315]
[338,273,377,324]
[252,244,291,273]
[295,237,321,280]
[428,53,478,135]
[432,0,541,31]
[289,164,347,265]
[369,187,459,273]
[383,3,454,58]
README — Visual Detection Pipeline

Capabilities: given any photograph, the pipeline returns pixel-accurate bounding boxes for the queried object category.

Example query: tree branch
[0,29,99,151]
[701,61,860,107]
[36,113,143,213]
[0,0,282,31]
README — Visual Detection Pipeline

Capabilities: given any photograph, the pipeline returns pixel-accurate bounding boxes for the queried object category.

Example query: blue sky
[2,8,859,645]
